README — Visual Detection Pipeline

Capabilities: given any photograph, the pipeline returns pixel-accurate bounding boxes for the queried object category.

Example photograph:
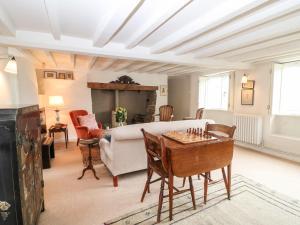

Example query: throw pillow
[78,114,98,130]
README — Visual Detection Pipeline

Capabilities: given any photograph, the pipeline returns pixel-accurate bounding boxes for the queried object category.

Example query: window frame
[272,62,300,117]
[198,72,231,111]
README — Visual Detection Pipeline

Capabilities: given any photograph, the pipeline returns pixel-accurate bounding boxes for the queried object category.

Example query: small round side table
[77,138,100,180]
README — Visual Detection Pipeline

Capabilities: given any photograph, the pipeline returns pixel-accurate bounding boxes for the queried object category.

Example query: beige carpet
[105,175,300,225]
[38,142,300,225]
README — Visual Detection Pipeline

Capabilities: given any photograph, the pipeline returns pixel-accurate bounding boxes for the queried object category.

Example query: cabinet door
[16,108,43,225]
[0,121,19,225]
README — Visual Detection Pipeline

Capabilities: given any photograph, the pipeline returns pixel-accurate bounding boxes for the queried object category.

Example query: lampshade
[4,57,17,74]
[241,74,248,84]
[49,96,64,108]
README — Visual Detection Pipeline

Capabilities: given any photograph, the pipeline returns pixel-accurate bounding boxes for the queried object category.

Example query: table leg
[64,129,68,148]
[78,144,99,180]
[168,174,174,221]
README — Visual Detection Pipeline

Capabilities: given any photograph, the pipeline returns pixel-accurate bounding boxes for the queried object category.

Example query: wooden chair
[183,108,204,120]
[203,123,236,203]
[140,129,196,222]
[153,105,174,121]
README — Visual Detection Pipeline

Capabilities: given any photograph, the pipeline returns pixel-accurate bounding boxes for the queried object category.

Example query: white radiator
[233,114,263,145]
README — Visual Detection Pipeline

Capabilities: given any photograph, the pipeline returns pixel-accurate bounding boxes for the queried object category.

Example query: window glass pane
[273,63,300,115]
[198,73,229,110]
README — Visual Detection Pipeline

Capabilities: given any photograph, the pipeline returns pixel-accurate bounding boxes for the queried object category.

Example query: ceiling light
[4,57,17,74]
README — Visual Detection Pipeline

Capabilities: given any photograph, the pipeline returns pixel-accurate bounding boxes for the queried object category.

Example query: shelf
[87,82,158,91]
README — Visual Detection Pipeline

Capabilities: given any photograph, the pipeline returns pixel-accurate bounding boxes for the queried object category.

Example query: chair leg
[188,176,196,210]
[168,175,174,221]
[204,172,209,204]
[221,167,230,200]
[157,178,165,223]
[228,164,231,200]
[77,138,80,146]
[147,169,153,193]
[182,177,186,187]
[141,169,153,202]
[113,176,118,187]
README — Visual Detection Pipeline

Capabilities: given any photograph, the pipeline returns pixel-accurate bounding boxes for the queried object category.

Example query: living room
[0,1,300,225]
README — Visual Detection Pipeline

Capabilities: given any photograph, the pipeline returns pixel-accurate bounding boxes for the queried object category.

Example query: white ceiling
[1,0,300,75]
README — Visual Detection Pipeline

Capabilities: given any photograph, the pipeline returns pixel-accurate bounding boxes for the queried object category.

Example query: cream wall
[168,63,300,159]
[168,76,190,120]
[38,69,168,141]
[0,47,38,106]
[0,64,18,105]
[16,57,39,105]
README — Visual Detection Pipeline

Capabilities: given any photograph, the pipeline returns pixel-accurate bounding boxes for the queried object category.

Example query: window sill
[272,114,300,118]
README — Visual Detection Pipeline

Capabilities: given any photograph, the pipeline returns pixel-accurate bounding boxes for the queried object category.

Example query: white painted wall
[169,63,300,158]
[37,68,93,141]
[38,69,168,140]
[0,64,18,105]
[16,57,39,105]
[168,76,190,120]
[0,47,39,106]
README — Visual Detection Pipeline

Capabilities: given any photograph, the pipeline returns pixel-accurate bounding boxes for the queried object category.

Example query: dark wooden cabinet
[0,105,44,225]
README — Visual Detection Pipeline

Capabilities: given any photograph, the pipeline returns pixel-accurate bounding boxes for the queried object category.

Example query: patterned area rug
[105,175,300,225]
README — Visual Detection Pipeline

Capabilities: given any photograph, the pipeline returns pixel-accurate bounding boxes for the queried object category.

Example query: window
[272,62,300,115]
[198,73,230,110]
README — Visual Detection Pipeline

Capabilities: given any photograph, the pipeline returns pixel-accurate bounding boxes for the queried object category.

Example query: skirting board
[235,141,300,164]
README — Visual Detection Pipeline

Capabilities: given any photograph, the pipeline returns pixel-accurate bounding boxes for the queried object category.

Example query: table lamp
[49,96,64,125]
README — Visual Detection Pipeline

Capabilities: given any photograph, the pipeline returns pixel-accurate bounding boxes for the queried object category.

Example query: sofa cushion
[111,119,214,141]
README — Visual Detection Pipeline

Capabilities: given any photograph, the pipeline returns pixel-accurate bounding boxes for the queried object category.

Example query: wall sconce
[241,74,248,84]
[0,56,18,74]
[4,57,17,74]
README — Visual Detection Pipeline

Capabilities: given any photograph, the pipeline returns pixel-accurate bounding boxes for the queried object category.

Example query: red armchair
[69,110,103,145]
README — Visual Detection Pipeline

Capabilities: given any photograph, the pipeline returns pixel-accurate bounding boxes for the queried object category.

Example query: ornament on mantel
[110,75,140,85]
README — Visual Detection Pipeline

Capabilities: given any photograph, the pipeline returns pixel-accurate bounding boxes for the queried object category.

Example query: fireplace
[89,79,157,127]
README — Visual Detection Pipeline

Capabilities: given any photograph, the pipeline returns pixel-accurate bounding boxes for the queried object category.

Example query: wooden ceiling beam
[43,0,61,40]
[0,6,15,36]
[176,1,300,55]
[44,51,57,67]
[126,61,153,73]
[126,0,192,49]
[88,57,98,70]
[93,0,144,47]
[214,32,300,59]
[150,0,270,54]
[194,13,300,58]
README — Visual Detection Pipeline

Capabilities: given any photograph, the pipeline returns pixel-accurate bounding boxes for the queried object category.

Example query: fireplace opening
[91,89,156,127]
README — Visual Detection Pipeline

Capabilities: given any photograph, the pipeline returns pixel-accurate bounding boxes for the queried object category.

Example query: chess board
[163,131,217,144]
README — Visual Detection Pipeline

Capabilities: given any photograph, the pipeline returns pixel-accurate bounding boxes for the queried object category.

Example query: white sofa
[100,119,214,186]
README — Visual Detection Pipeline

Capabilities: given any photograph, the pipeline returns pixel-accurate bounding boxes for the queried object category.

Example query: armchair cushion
[78,114,98,130]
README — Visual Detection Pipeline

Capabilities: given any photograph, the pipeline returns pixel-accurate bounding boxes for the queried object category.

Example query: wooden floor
[38,142,300,225]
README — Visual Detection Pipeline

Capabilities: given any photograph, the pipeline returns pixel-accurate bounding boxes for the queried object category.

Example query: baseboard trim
[235,141,300,164]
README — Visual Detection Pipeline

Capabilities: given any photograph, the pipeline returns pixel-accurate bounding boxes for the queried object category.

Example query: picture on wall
[57,72,66,79]
[44,71,57,79]
[241,89,254,105]
[43,70,74,80]
[242,80,255,89]
[66,72,74,80]
[160,85,168,96]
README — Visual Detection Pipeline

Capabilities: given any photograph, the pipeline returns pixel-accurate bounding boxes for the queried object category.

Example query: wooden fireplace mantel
[87,82,158,91]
